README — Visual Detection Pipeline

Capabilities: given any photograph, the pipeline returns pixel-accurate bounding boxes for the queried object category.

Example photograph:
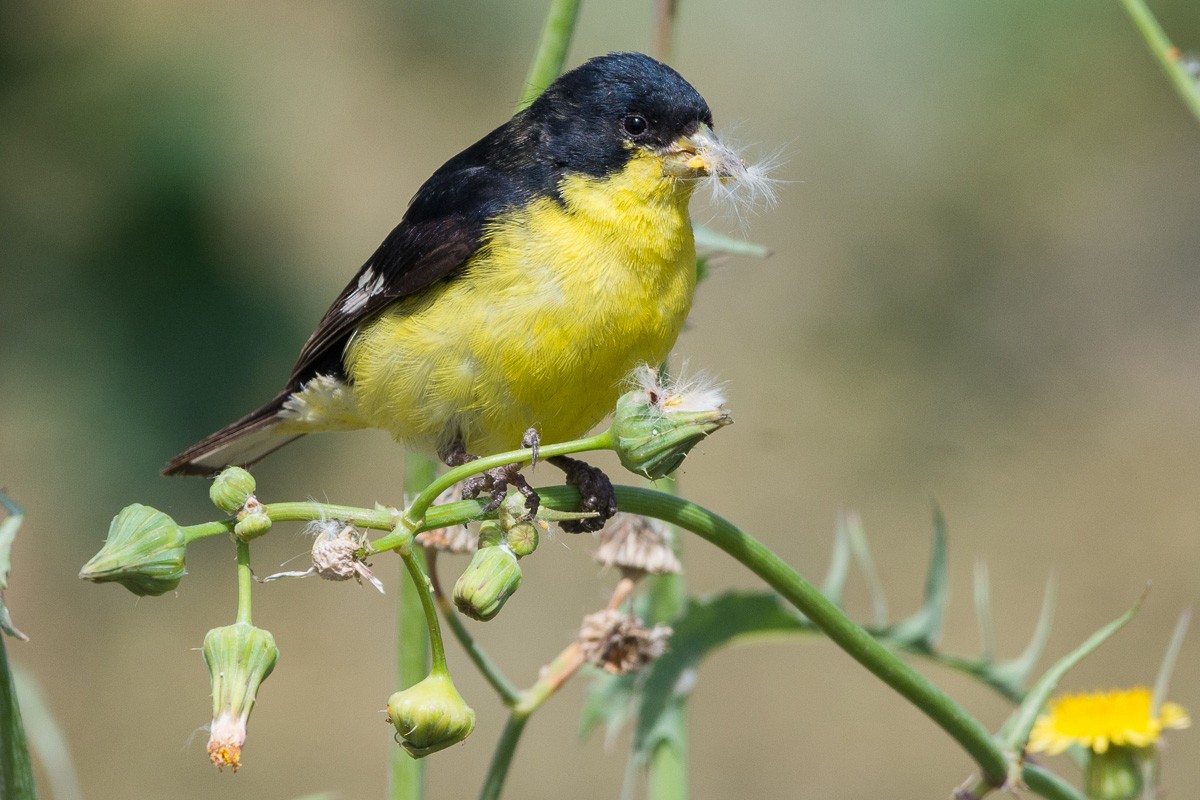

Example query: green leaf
[630,593,811,763]
[0,494,27,641]
[11,666,81,800]
[1,635,37,799]
[985,576,1056,698]
[885,504,949,650]
[692,223,771,258]
[998,592,1142,751]
[579,670,638,744]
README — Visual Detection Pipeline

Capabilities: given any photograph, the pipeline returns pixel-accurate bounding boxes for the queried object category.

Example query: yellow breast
[344,152,698,455]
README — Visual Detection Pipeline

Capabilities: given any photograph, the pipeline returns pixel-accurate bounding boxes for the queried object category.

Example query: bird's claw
[548,456,617,533]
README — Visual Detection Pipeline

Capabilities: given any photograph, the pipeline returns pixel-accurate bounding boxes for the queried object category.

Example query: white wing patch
[340,268,386,313]
[278,374,365,432]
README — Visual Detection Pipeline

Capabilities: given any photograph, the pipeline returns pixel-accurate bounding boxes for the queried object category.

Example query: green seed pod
[209,466,257,514]
[203,622,279,771]
[1085,747,1143,800]
[387,672,476,758]
[79,504,187,596]
[611,389,732,480]
[453,545,522,621]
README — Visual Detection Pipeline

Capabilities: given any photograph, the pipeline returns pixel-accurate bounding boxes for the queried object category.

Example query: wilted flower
[577,609,671,675]
[79,504,187,596]
[594,513,682,577]
[203,622,279,771]
[1028,687,1190,800]
[611,365,731,480]
[261,520,384,593]
[387,671,476,758]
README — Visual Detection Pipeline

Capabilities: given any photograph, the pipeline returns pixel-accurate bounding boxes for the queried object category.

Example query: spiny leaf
[821,512,853,607]
[844,511,888,626]
[0,637,37,799]
[692,223,771,258]
[974,560,995,663]
[579,670,638,745]
[11,666,81,800]
[985,576,1056,698]
[1151,607,1190,715]
[884,503,949,650]
[0,494,27,641]
[628,593,810,764]
[998,592,1143,751]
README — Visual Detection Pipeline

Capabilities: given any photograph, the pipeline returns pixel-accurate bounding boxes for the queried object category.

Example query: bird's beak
[663,124,744,179]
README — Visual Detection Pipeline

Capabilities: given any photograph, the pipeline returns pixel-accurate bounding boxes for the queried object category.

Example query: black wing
[289,126,537,385]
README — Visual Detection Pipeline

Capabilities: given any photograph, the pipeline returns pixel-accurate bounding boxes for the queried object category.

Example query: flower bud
[453,544,522,621]
[611,368,732,480]
[387,672,476,758]
[1084,747,1143,800]
[233,497,272,542]
[203,622,279,771]
[498,492,540,558]
[209,466,257,514]
[79,504,187,596]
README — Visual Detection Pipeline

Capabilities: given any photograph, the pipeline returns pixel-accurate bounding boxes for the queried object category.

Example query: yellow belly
[344,154,698,455]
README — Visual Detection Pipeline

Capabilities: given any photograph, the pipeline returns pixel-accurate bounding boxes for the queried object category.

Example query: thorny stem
[235,540,253,626]
[516,0,582,111]
[1118,0,1200,126]
[428,549,522,706]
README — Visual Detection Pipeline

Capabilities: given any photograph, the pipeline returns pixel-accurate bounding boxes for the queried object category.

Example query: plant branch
[235,540,253,626]
[1118,0,1200,125]
[516,0,582,111]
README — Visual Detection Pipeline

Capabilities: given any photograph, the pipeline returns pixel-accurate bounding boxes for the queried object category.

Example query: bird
[164,51,757,532]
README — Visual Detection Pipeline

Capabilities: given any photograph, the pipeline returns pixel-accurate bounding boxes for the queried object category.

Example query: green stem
[1021,764,1086,800]
[389,431,614,545]
[399,547,448,674]
[652,0,678,63]
[1118,0,1200,125]
[516,0,582,111]
[478,714,528,800]
[429,553,522,706]
[235,540,253,626]
[392,453,434,800]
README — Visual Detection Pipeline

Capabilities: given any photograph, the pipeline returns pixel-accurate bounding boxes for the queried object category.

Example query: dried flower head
[577,609,671,675]
[594,513,682,577]
[261,520,383,593]
[416,484,478,554]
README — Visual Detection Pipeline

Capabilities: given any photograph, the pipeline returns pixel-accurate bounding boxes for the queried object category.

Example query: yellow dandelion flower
[1027,687,1190,756]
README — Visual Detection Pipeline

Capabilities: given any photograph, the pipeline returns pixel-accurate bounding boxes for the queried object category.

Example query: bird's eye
[623,114,648,136]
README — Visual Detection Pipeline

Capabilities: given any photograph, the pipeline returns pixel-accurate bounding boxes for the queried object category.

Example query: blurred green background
[3,1,1200,797]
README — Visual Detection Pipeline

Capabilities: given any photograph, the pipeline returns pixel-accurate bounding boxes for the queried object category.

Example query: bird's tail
[162,390,304,476]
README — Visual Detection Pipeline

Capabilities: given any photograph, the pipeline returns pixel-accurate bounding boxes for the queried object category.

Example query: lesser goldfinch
[165,52,755,532]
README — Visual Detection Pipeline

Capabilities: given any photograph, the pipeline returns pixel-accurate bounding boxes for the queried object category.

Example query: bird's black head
[523,52,715,179]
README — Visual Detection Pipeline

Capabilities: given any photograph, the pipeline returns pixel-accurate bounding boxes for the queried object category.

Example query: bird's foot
[547,455,617,533]
[438,434,541,518]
